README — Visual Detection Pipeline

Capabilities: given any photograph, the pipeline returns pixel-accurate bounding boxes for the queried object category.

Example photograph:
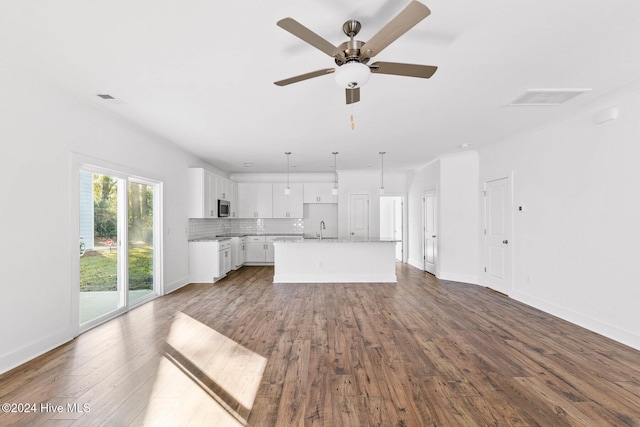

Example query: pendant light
[284,152,291,195]
[332,152,339,195]
[379,151,386,195]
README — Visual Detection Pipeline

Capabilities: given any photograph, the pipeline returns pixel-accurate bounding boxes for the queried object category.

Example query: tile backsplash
[189,218,304,240]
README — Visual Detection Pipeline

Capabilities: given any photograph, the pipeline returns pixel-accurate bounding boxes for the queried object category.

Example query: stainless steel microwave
[218,199,230,217]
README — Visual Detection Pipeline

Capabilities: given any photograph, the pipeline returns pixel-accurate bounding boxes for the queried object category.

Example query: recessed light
[243,162,253,168]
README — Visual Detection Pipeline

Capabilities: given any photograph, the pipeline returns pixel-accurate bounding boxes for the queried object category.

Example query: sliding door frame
[70,153,164,335]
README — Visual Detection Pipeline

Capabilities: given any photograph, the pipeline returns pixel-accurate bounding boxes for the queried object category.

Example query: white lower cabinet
[245,236,286,264]
[246,236,267,263]
[230,236,246,270]
[219,240,232,276]
[189,240,231,283]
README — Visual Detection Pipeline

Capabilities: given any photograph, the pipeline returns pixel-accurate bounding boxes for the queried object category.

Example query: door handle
[503,240,509,244]
[432,235,436,238]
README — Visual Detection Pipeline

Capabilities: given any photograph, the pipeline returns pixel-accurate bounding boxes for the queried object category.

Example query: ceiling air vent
[97,94,116,100]
[508,89,591,106]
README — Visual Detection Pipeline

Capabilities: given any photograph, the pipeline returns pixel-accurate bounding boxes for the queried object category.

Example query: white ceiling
[2,0,640,173]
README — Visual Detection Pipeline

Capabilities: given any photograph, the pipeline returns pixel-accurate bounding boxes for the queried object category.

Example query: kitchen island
[272,238,398,283]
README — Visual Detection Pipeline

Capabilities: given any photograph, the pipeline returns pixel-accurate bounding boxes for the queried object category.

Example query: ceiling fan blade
[274,68,336,86]
[360,1,431,59]
[346,87,360,104]
[277,18,344,60]
[370,61,437,78]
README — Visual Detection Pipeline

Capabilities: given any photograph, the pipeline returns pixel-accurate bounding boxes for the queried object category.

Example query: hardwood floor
[1,263,640,426]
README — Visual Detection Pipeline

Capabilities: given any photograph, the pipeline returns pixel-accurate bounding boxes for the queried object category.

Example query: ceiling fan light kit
[334,62,371,89]
[274,0,437,105]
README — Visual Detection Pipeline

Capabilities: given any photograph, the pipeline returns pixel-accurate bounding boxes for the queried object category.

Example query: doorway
[78,169,161,330]
[483,177,512,295]
[380,196,404,261]
[349,194,369,240]
[423,190,437,275]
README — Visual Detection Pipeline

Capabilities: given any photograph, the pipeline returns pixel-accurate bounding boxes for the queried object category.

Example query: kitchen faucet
[319,221,326,240]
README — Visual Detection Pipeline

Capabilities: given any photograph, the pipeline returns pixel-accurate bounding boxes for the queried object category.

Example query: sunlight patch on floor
[139,311,267,426]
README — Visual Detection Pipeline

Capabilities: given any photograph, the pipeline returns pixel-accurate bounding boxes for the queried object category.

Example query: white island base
[273,239,397,283]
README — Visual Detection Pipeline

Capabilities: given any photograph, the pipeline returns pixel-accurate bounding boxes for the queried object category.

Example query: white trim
[407,257,424,269]
[0,327,75,375]
[164,276,190,294]
[436,272,481,285]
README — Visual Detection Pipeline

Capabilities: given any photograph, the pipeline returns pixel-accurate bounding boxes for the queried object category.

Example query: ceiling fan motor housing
[343,20,362,37]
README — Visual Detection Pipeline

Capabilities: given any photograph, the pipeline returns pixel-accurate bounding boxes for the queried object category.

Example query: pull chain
[350,105,355,130]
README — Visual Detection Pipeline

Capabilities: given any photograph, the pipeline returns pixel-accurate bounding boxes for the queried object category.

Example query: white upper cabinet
[272,183,304,218]
[228,181,238,218]
[217,177,232,201]
[188,168,218,218]
[189,168,239,218]
[216,177,237,217]
[303,183,337,204]
[238,183,273,218]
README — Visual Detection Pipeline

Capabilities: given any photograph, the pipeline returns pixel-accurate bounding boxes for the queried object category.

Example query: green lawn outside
[80,246,153,292]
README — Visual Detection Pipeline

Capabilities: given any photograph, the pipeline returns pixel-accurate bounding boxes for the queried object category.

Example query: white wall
[0,64,199,374]
[478,91,640,350]
[407,153,479,283]
[438,152,480,283]
[304,204,338,238]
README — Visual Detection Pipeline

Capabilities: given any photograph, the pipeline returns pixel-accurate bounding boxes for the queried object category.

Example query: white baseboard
[407,257,423,270]
[0,327,75,375]
[437,271,480,285]
[164,276,190,294]
[511,290,640,352]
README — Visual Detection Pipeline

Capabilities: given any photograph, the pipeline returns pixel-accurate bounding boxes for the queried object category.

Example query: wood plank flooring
[1,263,640,426]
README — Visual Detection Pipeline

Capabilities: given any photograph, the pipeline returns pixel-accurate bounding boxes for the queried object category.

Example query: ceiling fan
[274,0,438,105]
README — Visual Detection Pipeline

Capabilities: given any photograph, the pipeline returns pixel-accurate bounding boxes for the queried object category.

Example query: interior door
[484,177,512,295]
[380,196,404,261]
[350,194,369,240]
[423,190,437,274]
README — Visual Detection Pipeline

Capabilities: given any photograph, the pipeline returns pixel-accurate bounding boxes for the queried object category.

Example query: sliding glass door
[127,179,156,304]
[79,169,160,329]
